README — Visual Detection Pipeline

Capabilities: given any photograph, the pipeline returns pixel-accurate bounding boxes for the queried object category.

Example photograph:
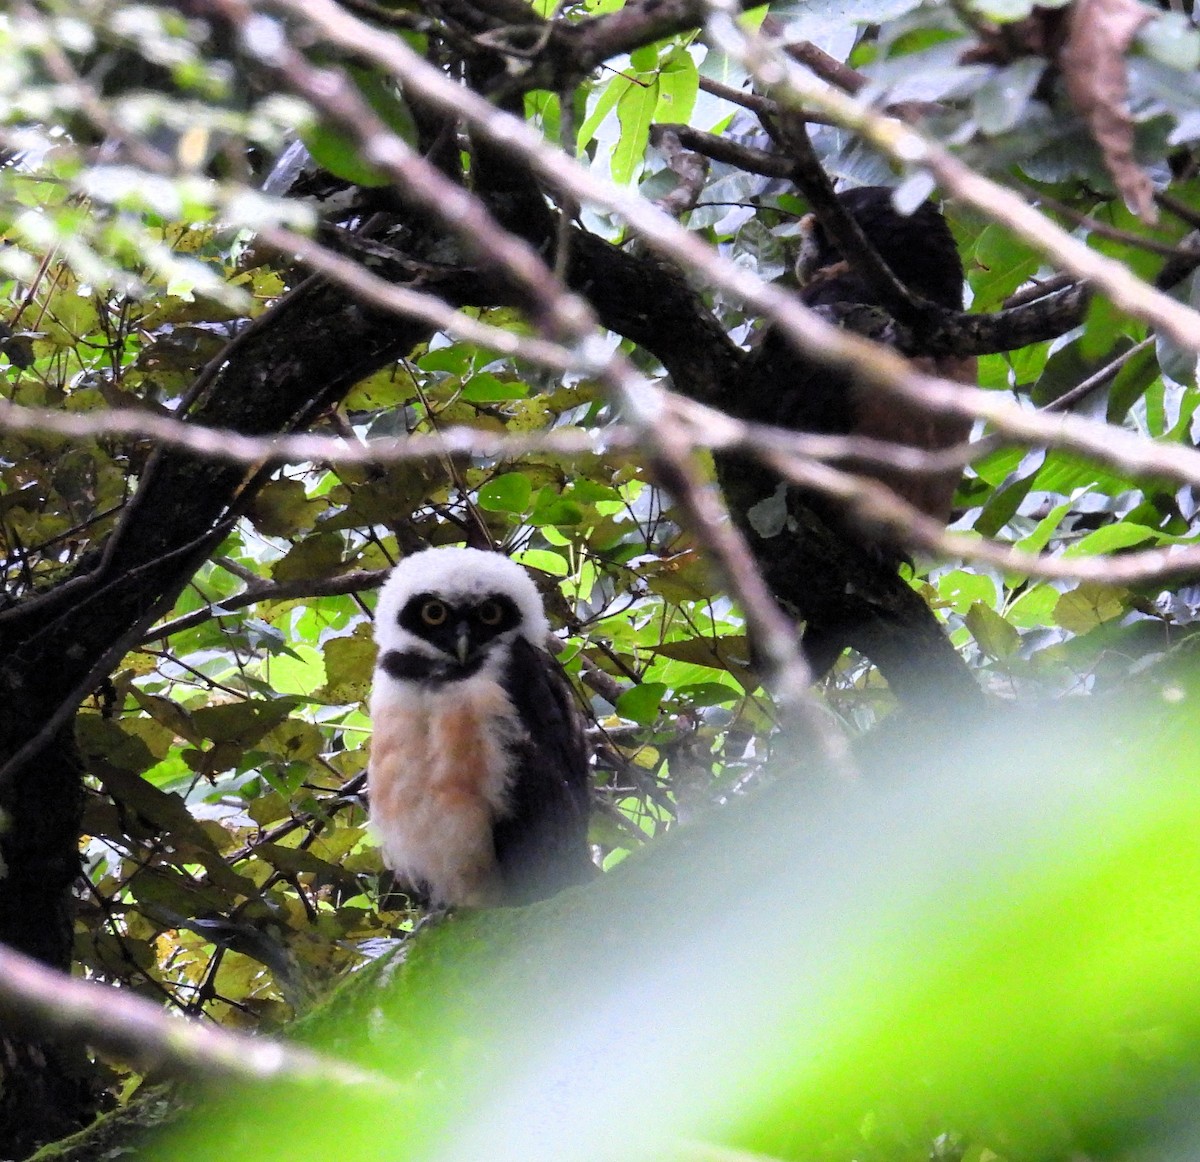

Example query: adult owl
[792,185,976,525]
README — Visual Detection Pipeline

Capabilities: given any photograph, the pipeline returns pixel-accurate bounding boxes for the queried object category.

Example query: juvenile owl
[367,546,592,907]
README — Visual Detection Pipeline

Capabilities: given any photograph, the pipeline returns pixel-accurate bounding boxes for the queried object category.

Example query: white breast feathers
[367,669,522,907]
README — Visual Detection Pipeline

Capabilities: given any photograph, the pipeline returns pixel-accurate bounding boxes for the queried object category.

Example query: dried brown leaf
[1060,0,1157,223]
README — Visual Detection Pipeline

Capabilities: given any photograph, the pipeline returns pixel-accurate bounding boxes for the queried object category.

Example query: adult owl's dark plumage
[748,185,975,527]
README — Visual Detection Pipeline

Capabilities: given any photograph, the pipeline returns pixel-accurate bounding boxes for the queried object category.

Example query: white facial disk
[373,546,550,660]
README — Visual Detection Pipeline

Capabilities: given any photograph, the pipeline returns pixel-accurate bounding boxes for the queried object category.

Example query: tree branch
[0,942,389,1088]
[233,0,840,740]
[708,1,1200,355]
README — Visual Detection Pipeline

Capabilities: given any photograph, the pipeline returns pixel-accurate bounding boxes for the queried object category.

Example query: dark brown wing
[493,636,593,904]
[845,350,975,524]
[797,187,967,311]
[796,187,975,525]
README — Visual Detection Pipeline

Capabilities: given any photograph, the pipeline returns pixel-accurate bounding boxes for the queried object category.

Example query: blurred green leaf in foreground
[153,675,1200,1162]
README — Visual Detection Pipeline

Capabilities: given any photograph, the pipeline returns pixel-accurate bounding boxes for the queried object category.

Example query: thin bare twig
[141,568,389,643]
[11,362,1200,590]
[1043,336,1156,414]
[3,383,1189,596]
[653,124,793,179]
[709,0,1200,355]
[0,396,619,464]
[230,0,841,755]
[257,226,580,372]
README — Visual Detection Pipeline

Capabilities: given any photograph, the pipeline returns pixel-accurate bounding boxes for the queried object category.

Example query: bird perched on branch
[790,185,976,526]
[367,546,592,908]
[725,186,977,679]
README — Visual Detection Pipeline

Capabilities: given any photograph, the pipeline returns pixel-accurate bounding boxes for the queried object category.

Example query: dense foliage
[4,0,1200,1157]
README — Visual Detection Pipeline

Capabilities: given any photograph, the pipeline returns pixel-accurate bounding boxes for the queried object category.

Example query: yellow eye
[477,599,504,626]
[420,599,448,626]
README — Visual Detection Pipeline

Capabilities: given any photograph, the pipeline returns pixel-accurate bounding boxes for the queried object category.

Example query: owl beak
[454,620,472,663]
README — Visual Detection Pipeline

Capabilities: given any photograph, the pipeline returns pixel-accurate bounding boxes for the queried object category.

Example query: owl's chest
[367,674,522,829]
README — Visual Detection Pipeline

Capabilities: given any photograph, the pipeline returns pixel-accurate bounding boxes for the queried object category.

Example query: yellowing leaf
[1054,583,1131,633]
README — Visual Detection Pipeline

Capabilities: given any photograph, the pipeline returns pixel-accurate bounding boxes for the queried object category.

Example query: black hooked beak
[454,619,472,663]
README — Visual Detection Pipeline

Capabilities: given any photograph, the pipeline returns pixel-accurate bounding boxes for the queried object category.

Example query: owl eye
[477,599,504,626]
[420,599,448,626]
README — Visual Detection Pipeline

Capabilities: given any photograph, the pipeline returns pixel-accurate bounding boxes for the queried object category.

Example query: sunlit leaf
[616,681,667,724]
[478,472,534,513]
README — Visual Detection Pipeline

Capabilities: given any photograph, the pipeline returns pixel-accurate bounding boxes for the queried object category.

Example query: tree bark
[0,275,435,1155]
[0,102,984,1158]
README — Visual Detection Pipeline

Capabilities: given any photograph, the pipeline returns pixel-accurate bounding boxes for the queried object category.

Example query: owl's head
[373,547,550,672]
[795,186,965,310]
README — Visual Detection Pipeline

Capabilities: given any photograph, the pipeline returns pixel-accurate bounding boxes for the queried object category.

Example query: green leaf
[477,472,533,513]
[972,58,1043,135]
[616,681,667,725]
[964,600,1021,659]
[351,68,418,145]
[975,468,1037,537]
[1064,522,1161,557]
[1006,584,1060,629]
[300,68,417,188]
[271,533,345,582]
[248,479,319,538]
[629,44,659,72]
[1156,329,1198,388]
[678,681,740,707]
[461,373,528,402]
[513,548,569,577]
[130,689,201,743]
[969,444,1027,488]
[189,701,295,746]
[254,842,356,882]
[1145,378,1166,435]
[525,90,560,140]
[577,73,626,152]
[1015,498,1073,555]
[1080,296,1122,361]
[570,478,621,503]
[1167,386,1200,440]
[613,74,658,185]
[266,644,326,698]
[1032,337,1129,408]
[416,345,476,375]
[654,635,751,673]
[1107,341,1163,422]
[936,570,998,616]
[969,225,1041,310]
[300,122,389,188]
[320,633,376,704]
[76,715,159,775]
[655,46,699,124]
[529,488,585,527]
[1054,583,1130,633]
